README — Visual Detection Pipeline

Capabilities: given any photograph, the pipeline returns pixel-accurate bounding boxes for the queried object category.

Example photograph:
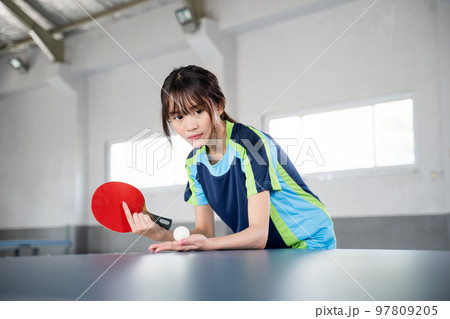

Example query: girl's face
[168,103,218,148]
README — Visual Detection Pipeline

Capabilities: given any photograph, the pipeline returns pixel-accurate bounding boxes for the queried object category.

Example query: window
[108,132,192,189]
[267,98,415,174]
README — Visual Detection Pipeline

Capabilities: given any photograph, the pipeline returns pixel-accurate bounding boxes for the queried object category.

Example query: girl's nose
[186,114,199,131]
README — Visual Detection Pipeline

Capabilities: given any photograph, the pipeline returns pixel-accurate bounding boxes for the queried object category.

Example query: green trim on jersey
[185,148,203,206]
[269,202,307,249]
[276,163,331,220]
[247,126,282,192]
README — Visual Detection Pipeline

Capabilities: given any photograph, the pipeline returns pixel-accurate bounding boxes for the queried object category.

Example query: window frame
[105,134,191,193]
[263,92,419,180]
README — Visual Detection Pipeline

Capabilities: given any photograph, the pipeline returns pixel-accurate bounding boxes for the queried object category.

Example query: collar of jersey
[198,120,235,176]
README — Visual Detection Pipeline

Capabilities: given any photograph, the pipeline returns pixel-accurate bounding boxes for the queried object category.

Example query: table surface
[0,249,449,301]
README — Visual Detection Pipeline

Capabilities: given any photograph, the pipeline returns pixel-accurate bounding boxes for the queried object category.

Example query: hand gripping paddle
[91,181,172,233]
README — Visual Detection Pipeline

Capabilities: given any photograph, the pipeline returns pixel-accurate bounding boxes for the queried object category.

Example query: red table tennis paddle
[91,181,172,233]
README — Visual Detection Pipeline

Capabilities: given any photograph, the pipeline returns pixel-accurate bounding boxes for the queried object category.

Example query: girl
[123,65,336,252]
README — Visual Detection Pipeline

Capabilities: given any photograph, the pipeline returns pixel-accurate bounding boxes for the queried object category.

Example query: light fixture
[175,6,199,33]
[8,57,28,72]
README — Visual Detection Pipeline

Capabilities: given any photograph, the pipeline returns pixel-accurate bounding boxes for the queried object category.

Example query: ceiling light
[8,57,28,72]
[175,6,198,33]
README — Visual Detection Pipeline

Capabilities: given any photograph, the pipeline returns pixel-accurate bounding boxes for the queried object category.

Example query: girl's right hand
[122,201,165,241]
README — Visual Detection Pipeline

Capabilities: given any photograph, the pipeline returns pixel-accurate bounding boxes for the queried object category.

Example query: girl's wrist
[145,227,167,242]
[158,228,173,242]
[206,237,217,250]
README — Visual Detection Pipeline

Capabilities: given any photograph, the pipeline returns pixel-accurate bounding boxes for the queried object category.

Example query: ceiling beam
[0,0,158,57]
[185,0,205,20]
[1,0,64,62]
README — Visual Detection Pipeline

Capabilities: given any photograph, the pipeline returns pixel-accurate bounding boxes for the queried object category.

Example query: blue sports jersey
[184,121,336,249]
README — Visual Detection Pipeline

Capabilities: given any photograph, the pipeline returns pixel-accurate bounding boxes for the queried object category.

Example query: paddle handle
[142,207,172,230]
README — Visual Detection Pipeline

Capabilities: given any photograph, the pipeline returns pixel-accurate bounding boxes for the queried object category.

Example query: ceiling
[0,0,193,61]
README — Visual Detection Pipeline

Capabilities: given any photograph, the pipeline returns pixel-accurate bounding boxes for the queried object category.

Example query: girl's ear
[214,110,220,124]
[213,106,224,126]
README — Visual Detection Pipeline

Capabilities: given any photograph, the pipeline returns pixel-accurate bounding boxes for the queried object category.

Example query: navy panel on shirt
[197,159,249,233]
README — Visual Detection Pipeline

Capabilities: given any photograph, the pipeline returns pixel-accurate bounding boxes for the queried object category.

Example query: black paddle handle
[144,212,172,230]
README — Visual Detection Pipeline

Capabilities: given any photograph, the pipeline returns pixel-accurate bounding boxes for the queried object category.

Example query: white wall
[0,0,448,230]
[437,0,450,213]
[237,0,448,217]
[0,79,78,227]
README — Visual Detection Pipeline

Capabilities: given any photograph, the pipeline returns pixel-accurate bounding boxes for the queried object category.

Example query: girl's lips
[189,134,202,140]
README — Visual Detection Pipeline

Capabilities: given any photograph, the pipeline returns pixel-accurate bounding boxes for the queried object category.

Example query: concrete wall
[0,0,448,254]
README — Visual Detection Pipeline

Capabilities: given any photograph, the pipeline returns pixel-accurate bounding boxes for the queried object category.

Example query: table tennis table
[0,249,449,300]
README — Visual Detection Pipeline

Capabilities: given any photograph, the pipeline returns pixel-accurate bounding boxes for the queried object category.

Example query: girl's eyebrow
[169,105,200,116]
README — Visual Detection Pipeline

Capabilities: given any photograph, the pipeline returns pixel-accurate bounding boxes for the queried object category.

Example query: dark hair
[161,65,236,139]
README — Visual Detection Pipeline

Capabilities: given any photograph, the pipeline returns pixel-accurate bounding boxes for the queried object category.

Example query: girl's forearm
[208,226,268,250]
[190,227,214,238]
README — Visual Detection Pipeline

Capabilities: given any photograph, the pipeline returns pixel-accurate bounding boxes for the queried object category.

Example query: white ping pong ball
[174,226,190,241]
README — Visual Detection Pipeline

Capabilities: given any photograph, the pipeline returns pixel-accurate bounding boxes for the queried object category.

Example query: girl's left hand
[148,234,213,253]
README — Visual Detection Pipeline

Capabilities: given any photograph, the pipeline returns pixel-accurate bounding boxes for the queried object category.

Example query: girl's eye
[173,115,183,121]
[194,109,202,115]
